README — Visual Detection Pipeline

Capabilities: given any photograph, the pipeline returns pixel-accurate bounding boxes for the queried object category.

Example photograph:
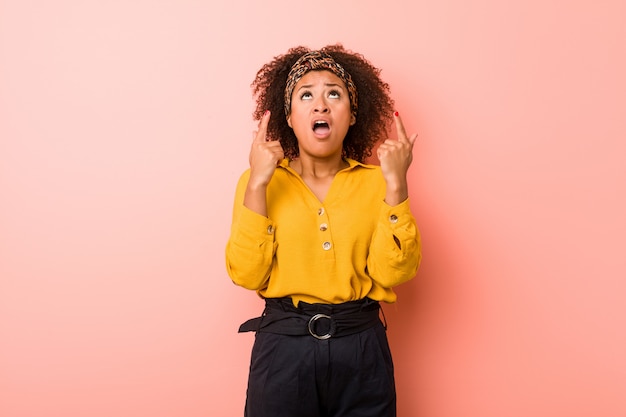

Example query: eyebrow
[297,83,345,91]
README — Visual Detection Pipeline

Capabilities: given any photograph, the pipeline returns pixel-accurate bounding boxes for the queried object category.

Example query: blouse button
[318,208,325,216]
[389,214,398,224]
[267,225,274,234]
[319,223,328,231]
[322,241,332,250]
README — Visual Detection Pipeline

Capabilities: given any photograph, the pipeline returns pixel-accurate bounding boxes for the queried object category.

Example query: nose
[313,96,329,113]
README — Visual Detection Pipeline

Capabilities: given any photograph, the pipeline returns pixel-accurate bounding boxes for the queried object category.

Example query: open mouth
[312,120,330,135]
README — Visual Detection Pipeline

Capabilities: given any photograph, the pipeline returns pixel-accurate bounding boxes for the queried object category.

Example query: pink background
[1,0,625,416]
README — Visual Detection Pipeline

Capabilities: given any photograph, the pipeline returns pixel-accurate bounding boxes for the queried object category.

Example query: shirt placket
[317,206,334,256]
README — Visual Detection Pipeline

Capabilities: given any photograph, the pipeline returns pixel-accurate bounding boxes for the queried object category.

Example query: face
[287,70,356,160]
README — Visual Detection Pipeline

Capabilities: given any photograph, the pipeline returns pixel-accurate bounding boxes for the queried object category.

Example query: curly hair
[251,44,394,163]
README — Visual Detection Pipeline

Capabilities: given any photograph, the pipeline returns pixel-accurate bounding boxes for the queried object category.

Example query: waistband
[238,298,385,339]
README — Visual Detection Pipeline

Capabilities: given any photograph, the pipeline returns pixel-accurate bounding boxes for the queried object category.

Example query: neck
[291,155,348,179]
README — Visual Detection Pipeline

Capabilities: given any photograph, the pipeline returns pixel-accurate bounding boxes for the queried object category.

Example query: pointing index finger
[254,110,271,142]
[394,111,409,142]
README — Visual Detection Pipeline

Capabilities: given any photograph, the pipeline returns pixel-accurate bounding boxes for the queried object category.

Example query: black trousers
[242,299,396,417]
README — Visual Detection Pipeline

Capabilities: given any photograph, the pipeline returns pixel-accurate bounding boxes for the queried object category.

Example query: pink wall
[1,1,624,416]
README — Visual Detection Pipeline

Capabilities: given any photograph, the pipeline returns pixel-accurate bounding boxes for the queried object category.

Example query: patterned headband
[284,50,358,118]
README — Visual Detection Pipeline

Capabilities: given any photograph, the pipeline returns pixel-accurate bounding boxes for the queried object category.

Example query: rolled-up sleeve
[367,198,421,288]
[225,173,277,290]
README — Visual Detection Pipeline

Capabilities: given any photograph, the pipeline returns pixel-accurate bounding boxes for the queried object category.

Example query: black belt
[238,297,385,339]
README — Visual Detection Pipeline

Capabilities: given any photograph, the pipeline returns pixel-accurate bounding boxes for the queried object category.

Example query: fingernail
[264,110,270,116]
[394,111,399,117]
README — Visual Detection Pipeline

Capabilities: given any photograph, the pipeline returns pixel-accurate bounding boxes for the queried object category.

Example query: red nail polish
[394,111,399,117]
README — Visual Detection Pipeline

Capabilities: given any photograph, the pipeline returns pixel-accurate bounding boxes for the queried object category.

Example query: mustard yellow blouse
[225,158,421,306]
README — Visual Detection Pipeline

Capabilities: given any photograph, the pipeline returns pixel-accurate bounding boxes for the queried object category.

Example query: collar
[278,158,375,171]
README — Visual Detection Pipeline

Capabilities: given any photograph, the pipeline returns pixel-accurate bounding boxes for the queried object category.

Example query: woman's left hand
[377,111,418,206]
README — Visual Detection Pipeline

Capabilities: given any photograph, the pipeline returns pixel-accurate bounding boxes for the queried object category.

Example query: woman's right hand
[248,110,284,188]
[244,111,284,216]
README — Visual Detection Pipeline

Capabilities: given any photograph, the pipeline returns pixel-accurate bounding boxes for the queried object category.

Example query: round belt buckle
[308,313,333,340]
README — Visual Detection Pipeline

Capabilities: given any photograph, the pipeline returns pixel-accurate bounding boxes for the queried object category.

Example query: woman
[225,44,421,417]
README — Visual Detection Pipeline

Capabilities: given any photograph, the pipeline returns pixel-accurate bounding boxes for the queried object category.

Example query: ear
[350,114,356,126]
[287,115,292,128]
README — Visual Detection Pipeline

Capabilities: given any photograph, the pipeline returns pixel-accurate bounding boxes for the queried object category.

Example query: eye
[328,90,341,99]
[300,91,313,100]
